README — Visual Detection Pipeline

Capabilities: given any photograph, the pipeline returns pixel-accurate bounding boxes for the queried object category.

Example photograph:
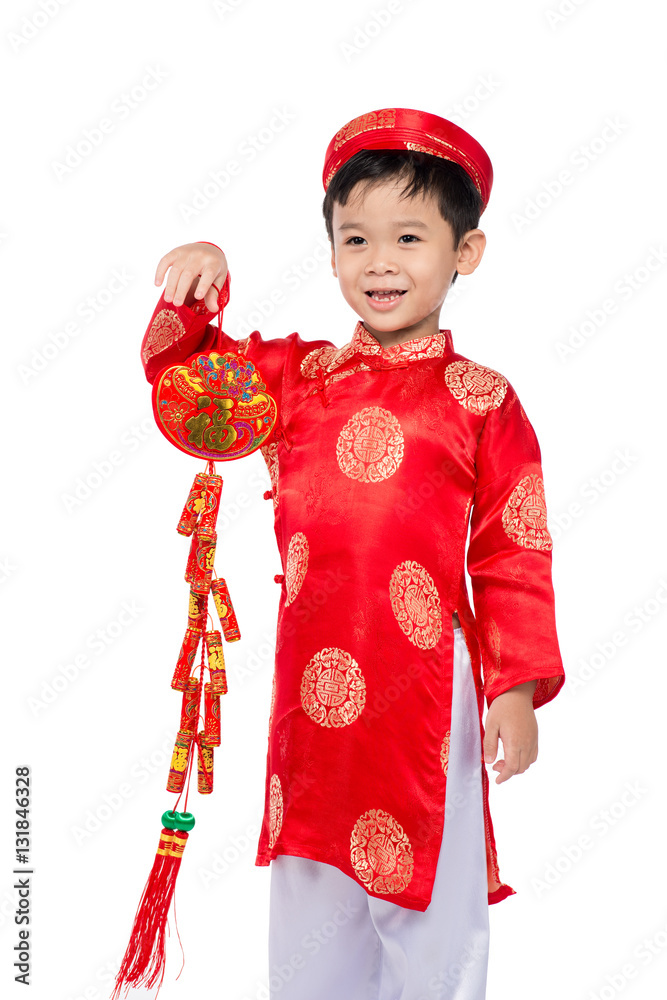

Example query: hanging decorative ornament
[111,273,278,999]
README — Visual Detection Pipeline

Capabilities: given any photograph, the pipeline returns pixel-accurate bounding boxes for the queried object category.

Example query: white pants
[268,627,490,1000]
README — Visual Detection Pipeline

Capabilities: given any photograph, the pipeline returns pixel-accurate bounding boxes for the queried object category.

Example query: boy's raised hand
[483,680,538,784]
[155,242,228,314]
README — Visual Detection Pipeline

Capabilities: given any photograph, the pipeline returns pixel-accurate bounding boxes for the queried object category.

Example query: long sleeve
[466,380,565,711]
[140,267,292,410]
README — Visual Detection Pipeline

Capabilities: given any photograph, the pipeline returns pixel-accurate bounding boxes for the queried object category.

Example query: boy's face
[329,177,485,345]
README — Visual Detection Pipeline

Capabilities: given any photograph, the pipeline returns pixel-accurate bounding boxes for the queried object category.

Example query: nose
[365,254,399,275]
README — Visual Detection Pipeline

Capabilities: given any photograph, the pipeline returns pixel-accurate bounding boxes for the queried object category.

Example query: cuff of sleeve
[485,669,565,711]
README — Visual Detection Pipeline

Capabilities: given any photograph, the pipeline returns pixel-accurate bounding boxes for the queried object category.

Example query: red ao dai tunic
[141,288,565,911]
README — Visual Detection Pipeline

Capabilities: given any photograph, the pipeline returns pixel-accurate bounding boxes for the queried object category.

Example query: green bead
[161,809,196,831]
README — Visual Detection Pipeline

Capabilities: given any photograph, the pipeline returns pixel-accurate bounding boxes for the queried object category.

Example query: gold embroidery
[142,308,187,364]
[336,406,404,483]
[421,131,485,196]
[300,648,366,727]
[301,324,449,390]
[323,164,338,188]
[332,109,397,152]
[502,474,553,550]
[444,359,508,415]
[440,730,451,776]
[350,808,414,894]
[351,321,448,362]
[405,142,462,184]
[285,532,309,606]
[301,343,356,378]
[268,773,283,849]
[389,560,443,649]
[300,343,374,388]
[324,114,487,199]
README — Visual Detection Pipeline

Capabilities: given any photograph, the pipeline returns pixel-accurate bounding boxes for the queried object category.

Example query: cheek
[336,258,358,285]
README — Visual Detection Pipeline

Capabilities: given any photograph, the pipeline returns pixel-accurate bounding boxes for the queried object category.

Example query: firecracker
[111,284,278,999]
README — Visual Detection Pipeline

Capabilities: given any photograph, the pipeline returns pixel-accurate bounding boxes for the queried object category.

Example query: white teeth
[369,290,403,302]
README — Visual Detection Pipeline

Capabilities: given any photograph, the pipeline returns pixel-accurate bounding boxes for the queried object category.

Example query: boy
[141,108,565,999]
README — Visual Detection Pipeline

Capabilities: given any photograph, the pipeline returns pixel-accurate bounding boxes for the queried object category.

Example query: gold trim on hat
[333,109,397,152]
[325,130,484,199]
[420,132,484,194]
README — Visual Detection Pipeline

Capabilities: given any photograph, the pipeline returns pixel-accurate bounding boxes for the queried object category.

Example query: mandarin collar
[348,320,453,365]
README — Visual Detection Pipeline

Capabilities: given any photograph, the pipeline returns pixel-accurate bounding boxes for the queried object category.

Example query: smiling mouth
[366,290,407,302]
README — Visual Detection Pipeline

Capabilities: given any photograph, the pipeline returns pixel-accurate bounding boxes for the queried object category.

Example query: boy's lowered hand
[483,680,538,784]
[155,242,228,313]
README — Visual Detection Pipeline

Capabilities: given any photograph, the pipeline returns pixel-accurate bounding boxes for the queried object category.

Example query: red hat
[322,107,493,212]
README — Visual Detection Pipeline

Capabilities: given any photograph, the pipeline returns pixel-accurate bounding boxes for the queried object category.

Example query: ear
[456,229,486,277]
[330,240,337,278]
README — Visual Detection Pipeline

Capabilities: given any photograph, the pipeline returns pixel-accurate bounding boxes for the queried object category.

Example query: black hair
[322,149,483,285]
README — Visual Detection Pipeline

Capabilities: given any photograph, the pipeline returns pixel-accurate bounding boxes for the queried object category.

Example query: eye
[344,236,366,245]
[398,234,420,243]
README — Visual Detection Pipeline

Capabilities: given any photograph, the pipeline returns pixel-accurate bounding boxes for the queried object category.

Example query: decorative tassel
[110,810,195,1000]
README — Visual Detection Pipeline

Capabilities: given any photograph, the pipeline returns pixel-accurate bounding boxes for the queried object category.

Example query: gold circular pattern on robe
[142,308,187,366]
[300,647,366,727]
[444,359,508,415]
[268,773,283,849]
[502,474,553,550]
[336,406,404,483]
[350,808,414,894]
[285,532,309,606]
[440,730,451,777]
[389,560,443,648]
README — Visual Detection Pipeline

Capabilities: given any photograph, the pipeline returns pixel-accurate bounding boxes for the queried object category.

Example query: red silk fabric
[142,283,564,910]
[322,107,493,211]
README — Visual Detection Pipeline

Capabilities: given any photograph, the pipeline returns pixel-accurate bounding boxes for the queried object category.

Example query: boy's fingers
[494,744,537,783]
[155,246,226,309]
[161,257,188,304]
[199,265,229,312]
[499,746,521,780]
[154,249,176,287]
[193,264,224,299]
[205,284,222,312]
[171,265,200,307]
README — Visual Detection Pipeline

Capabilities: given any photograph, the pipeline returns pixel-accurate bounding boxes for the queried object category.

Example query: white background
[3,1,666,998]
